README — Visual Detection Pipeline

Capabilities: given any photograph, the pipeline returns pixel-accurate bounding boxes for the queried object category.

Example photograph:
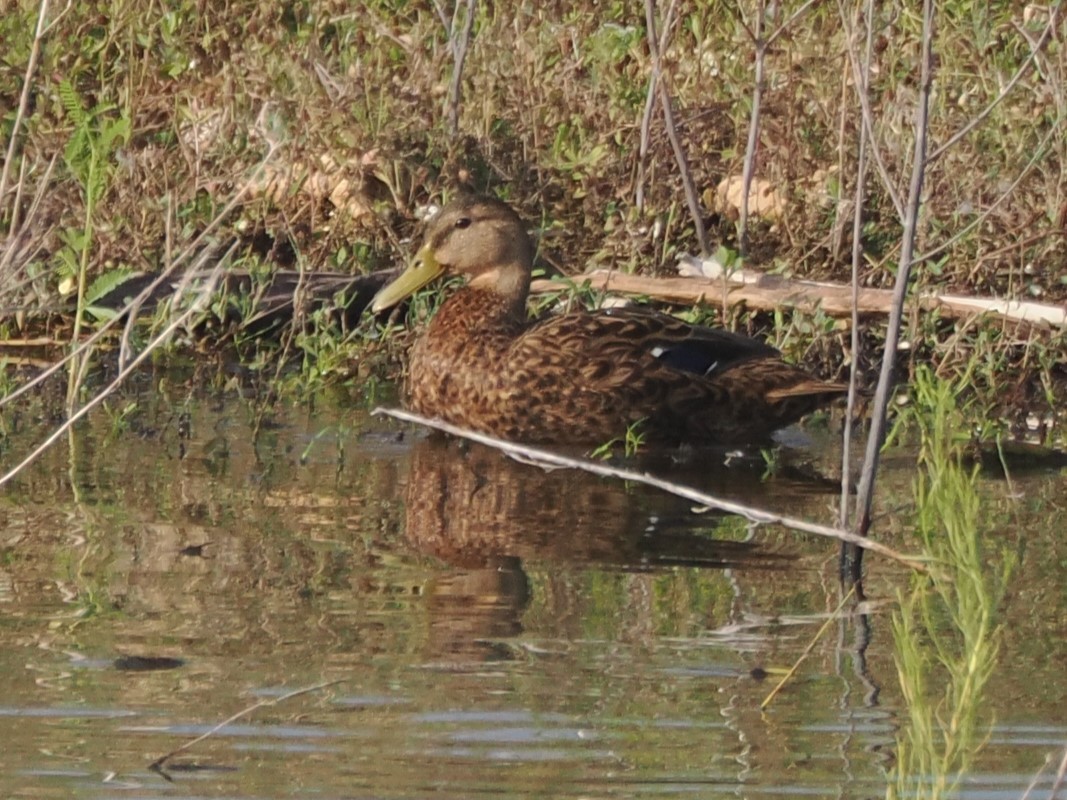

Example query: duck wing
[599,306,780,377]
[520,305,780,381]
[508,305,845,443]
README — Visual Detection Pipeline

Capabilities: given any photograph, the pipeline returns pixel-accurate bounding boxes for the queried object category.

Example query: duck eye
[454,217,472,229]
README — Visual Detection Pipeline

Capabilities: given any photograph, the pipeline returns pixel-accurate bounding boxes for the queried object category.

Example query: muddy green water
[0,378,1064,799]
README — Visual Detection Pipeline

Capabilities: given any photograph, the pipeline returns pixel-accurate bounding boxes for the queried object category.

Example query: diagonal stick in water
[372,407,930,574]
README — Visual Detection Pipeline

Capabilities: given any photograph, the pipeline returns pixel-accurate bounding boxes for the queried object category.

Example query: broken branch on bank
[531,270,1067,328]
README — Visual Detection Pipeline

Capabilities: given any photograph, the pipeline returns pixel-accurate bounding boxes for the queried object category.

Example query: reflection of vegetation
[544,567,737,641]
[888,366,1014,800]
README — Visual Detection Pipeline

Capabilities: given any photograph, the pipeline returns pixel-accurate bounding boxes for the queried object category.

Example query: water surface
[0,377,1064,798]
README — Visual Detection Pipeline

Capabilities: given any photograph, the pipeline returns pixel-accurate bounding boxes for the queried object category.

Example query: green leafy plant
[589,418,647,460]
[57,80,132,411]
[888,365,1015,800]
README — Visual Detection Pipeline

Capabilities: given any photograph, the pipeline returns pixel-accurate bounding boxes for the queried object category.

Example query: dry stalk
[837,2,904,220]
[737,0,767,254]
[373,406,931,573]
[0,0,72,218]
[1049,745,1067,799]
[7,150,29,238]
[643,0,709,254]
[149,679,344,777]
[916,117,1065,265]
[0,140,282,412]
[1,155,58,283]
[1017,741,1067,799]
[852,0,936,539]
[737,0,817,253]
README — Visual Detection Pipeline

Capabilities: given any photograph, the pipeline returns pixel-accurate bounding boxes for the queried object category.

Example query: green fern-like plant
[58,80,131,410]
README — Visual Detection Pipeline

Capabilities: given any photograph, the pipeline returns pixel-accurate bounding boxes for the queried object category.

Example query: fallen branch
[530,270,1066,327]
[372,406,931,574]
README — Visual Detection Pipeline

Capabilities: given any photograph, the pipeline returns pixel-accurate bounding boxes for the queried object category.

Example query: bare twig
[635,0,678,212]
[739,0,817,252]
[1019,745,1067,800]
[0,0,72,216]
[838,0,875,537]
[436,0,477,137]
[764,0,818,48]
[836,0,905,220]
[831,51,851,265]
[738,0,767,253]
[431,0,449,30]
[149,680,344,775]
[644,0,709,254]
[373,407,931,573]
[852,0,936,537]
[916,116,1065,264]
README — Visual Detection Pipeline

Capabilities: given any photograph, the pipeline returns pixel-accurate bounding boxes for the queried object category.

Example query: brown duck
[371,194,848,445]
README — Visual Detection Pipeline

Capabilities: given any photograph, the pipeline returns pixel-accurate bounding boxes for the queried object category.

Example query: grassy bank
[1,0,1064,440]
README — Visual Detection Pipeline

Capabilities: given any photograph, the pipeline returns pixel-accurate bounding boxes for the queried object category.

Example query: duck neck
[466,262,530,315]
[433,285,528,334]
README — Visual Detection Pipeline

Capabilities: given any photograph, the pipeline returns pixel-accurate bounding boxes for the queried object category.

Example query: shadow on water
[0,377,1064,798]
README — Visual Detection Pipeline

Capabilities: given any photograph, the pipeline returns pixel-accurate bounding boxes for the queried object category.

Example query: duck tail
[765,380,850,402]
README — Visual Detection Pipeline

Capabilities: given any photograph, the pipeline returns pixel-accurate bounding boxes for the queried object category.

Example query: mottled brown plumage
[372,195,848,445]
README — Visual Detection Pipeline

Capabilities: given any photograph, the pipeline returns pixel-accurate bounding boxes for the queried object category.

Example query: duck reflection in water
[400,436,821,663]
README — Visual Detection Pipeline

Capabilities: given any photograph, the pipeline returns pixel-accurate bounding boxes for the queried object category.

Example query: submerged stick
[372,407,929,573]
[761,585,856,709]
[149,679,344,777]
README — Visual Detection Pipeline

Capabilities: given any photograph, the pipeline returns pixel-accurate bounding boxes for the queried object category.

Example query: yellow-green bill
[371,245,443,312]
